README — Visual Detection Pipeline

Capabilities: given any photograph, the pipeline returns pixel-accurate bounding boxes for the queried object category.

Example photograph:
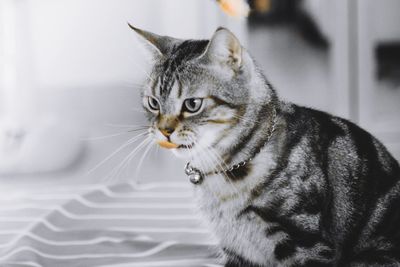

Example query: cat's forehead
[146,68,209,100]
[163,39,209,67]
[147,39,211,99]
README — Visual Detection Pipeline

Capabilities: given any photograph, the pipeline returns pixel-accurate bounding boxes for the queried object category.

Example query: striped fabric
[0,182,222,267]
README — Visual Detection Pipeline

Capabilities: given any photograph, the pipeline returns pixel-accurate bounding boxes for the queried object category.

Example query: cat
[129,24,400,266]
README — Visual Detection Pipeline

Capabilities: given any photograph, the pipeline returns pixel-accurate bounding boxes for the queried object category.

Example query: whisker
[196,141,217,173]
[209,147,241,195]
[134,140,154,184]
[208,145,230,173]
[188,136,205,174]
[194,141,212,176]
[130,108,147,114]
[127,128,150,133]
[206,146,225,173]
[198,144,222,198]
[194,138,241,196]
[105,137,151,183]
[233,112,260,122]
[104,137,152,183]
[104,123,149,128]
[232,114,263,125]
[191,140,226,200]
[155,141,160,159]
[83,129,147,141]
[86,132,148,175]
[188,134,217,172]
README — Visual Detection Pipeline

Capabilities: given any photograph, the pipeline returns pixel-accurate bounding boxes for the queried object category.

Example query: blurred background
[0,0,400,188]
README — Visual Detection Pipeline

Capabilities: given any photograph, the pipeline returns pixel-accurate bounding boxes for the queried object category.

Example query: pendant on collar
[184,163,204,184]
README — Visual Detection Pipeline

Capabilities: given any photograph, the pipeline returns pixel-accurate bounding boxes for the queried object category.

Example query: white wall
[16,0,245,89]
[0,0,246,125]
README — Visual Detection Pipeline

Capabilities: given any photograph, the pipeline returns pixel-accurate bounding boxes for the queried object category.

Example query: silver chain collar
[185,108,278,185]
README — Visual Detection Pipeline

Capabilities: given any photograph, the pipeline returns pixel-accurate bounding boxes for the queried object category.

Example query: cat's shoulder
[279,101,399,170]
[279,101,368,137]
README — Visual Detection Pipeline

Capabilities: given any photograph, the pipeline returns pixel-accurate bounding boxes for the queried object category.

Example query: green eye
[183,98,203,113]
[147,96,160,111]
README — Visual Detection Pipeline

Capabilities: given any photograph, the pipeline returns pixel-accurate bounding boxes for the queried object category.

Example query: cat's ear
[199,27,242,70]
[128,23,180,57]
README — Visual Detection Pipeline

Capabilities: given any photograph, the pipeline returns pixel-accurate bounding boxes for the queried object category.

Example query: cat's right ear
[128,23,180,58]
[198,27,243,71]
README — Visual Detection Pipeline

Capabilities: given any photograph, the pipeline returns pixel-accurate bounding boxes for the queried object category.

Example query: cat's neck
[190,100,280,176]
[221,82,279,169]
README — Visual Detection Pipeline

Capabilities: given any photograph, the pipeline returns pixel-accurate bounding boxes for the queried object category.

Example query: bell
[189,171,203,184]
[185,162,204,185]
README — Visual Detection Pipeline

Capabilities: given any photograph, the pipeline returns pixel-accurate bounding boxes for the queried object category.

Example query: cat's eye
[183,98,203,113]
[147,96,160,112]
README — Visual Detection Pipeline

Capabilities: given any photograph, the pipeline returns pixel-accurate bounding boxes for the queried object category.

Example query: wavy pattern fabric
[0,182,221,267]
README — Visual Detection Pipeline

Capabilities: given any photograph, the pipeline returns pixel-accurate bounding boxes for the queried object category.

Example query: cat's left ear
[199,27,242,71]
[128,23,181,58]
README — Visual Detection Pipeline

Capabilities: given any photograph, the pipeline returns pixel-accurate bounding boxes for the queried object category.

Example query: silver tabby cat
[130,25,400,267]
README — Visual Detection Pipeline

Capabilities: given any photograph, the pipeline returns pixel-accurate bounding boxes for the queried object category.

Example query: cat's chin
[170,145,206,160]
[171,147,193,159]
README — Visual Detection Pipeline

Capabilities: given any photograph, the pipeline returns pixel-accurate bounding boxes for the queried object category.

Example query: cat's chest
[194,175,279,266]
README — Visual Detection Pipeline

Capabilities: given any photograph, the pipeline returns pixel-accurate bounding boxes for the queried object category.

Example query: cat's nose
[160,127,175,137]
[158,115,178,137]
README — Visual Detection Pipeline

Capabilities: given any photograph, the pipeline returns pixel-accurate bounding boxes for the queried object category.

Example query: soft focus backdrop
[0,0,399,187]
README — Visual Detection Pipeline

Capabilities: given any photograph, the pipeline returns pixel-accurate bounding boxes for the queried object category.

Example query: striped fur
[133,26,400,267]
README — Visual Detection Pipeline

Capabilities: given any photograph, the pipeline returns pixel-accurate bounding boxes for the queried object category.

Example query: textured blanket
[0,182,221,267]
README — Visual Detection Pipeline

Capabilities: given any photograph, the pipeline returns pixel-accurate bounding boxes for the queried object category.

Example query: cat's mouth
[170,142,198,159]
[177,143,195,149]
[156,140,195,150]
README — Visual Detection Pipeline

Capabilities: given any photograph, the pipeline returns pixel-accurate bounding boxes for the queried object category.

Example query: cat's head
[130,25,275,167]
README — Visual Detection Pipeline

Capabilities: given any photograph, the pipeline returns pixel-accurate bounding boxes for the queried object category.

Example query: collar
[184,108,278,184]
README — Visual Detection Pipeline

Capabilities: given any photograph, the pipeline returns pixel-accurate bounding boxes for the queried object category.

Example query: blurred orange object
[254,0,271,13]
[156,140,179,149]
[217,0,250,18]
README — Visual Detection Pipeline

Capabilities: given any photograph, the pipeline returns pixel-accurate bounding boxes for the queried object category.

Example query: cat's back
[280,101,399,175]
[279,102,400,262]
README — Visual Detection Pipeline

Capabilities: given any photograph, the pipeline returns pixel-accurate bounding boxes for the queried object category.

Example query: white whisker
[232,113,265,125]
[196,142,216,173]
[189,138,225,200]
[83,129,147,141]
[193,137,241,196]
[104,137,152,183]
[208,146,241,195]
[197,143,226,195]
[134,140,154,183]
[104,123,149,128]
[86,132,148,175]
[130,108,147,114]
